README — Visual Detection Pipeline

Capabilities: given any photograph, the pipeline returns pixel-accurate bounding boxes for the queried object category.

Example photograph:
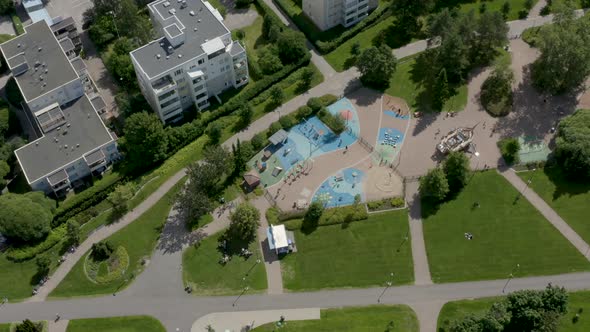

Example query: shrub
[91,240,114,261]
[10,13,23,35]
[317,107,346,135]
[307,97,323,112]
[6,224,67,261]
[251,133,267,150]
[94,247,129,284]
[318,94,338,107]
[480,66,514,117]
[268,122,283,136]
[498,138,521,165]
[266,207,280,225]
[318,204,368,226]
[367,200,384,210]
[302,201,324,231]
[391,197,405,208]
[279,114,297,129]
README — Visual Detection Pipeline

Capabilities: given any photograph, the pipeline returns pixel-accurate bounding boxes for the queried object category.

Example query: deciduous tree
[555,109,590,179]
[122,112,168,171]
[107,182,136,216]
[419,168,449,201]
[0,192,54,243]
[227,202,260,242]
[357,45,397,89]
[443,151,469,193]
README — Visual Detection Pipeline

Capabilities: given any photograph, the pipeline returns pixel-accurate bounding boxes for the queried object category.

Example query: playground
[252,89,411,211]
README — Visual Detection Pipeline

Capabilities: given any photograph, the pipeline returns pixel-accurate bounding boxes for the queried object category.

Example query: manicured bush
[317,107,346,135]
[391,197,405,208]
[307,97,323,112]
[279,114,298,129]
[318,204,368,226]
[302,201,324,231]
[91,240,114,261]
[94,247,129,284]
[367,200,384,210]
[498,137,520,165]
[251,133,267,150]
[318,94,338,106]
[11,13,23,35]
[293,105,313,120]
[265,207,280,225]
[5,224,67,261]
[268,122,283,137]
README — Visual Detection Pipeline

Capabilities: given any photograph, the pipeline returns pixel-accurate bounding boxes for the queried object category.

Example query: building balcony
[152,75,176,94]
[47,169,70,192]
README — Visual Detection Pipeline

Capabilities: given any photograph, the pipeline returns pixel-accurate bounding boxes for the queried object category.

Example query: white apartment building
[0,21,119,197]
[303,0,378,31]
[130,0,249,124]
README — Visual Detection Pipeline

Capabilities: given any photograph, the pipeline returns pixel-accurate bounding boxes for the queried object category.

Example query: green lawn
[438,291,590,332]
[66,316,165,332]
[422,171,590,283]
[49,180,185,298]
[458,0,538,21]
[182,233,267,295]
[517,168,590,245]
[251,305,418,332]
[281,210,414,291]
[386,56,468,113]
[0,323,9,332]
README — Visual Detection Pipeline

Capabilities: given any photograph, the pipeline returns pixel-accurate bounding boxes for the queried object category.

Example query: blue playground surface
[374,128,405,164]
[384,109,410,120]
[248,98,360,187]
[313,168,366,208]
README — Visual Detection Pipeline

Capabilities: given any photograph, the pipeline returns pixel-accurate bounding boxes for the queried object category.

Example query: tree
[498,137,520,165]
[251,133,266,150]
[391,0,434,35]
[257,47,283,75]
[432,68,450,111]
[66,219,81,245]
[480,66,514,116]
[276,30,308,64]
[357,45,398,89]
[350,41,361,57]
[0,192,54,243]
[262,13,282,42]
[15,320,41,332]
[207,122,223,144]
[105,38,137,88]
[35,256,51,277]
[0,159,9,190]
[107,182,135,215]
[0,0,14,15]
[555,109,590,179]
[524,0,535,10]
[91,240,114,260]
[238,104,254,127]
[443,151,470,193]
[122,112,168,171]
[302,201,324,231]
[419,168,449,201]
[270,86,285,106]
[298,67,315,91]
[501,2,511,19]
[531,12,590,94]
[227,202,260,242]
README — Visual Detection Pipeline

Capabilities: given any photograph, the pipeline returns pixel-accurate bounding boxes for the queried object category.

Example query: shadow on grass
[544,166,590,201]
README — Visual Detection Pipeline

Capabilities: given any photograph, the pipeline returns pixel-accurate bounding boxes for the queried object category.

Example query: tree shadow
[419,196,442,219]
[343,57,357,70]
[544,165,590,201]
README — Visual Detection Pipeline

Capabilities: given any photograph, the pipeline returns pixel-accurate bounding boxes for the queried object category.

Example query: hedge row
[52,173,125,227]
[273,0,391,54]
[283,204,369,230]
[6,224,67,261]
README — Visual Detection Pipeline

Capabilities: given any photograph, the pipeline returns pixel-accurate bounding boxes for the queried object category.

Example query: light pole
[519,169,536,198]
[377,273,394,303]
[108,11,120,39]
[233,286,249,307]
[243,258,261,280]
[502,263,520,293]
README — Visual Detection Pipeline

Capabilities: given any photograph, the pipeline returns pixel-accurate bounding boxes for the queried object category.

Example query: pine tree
[433,68,450,111]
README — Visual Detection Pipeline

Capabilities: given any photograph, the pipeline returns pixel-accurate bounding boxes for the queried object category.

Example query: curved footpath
[4,8,589,332]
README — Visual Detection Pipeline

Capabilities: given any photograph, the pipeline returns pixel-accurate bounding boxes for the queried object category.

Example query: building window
[158,90,175,101]
[190,65,196,69]
[194,84,204,92]
[196,92,207,100]
[198,59,205,65]
[192,77,202,84]
[174,69,182,76]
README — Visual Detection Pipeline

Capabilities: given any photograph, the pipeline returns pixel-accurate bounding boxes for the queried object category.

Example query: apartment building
[302,0,378,31]
[0,21,119,197]
[130,0,249,124]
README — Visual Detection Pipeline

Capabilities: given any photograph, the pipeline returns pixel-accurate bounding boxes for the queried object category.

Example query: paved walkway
[47,319,68,332]
[27,169,187,302]
[410,301,445,332]
[405,181,433,286]
[251,197,284,294]
[123,197,240,298]
[499,169,590,260]
[191,308,320,332]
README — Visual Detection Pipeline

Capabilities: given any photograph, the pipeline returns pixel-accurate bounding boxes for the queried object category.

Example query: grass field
[386,56,468,113]
[458,0,538,21]
[281,210,413,291]
[66,316,165,332]
[438,291,590,332]
[422,171,590,283]
[49,181,184,298]
[0,323,9,332]
[182,232,267,295]
[517,168,590,244]
[251,305,419,332]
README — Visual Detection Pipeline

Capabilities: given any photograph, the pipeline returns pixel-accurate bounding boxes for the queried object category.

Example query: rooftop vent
[57,127,60,131]
[193,27,197,31]
[44,69,48,73]
[35,60,40,66]
[160,42,165,47]
[38,46,42,52]
[198,19,201,23]
[76,143,80,148]
[169,8,176,15]
[64,144,68,149]
[178,54,182,58]
[180,1,187,9]
[35,142,39,146]
[166,55,170,59]
[157,54,161,59]
[39,75,44,81]
[189,10,195,16]
[17,43,21,48]
[163,1,170,7]
[66,123,71,127]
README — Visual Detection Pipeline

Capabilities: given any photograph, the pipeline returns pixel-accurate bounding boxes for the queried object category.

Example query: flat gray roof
[229,41,245,57]
[50,17,75,32]
[15,95,114,183]
[60,38,74,53]
[130,0,229,79]
[70,57,86,73]
[0,21,78,102]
